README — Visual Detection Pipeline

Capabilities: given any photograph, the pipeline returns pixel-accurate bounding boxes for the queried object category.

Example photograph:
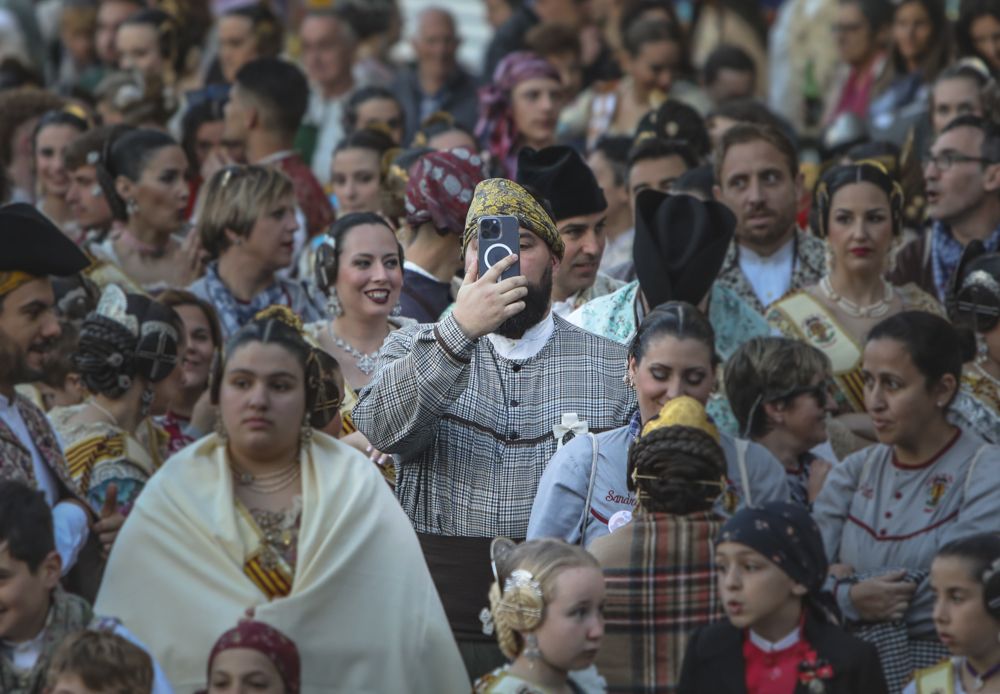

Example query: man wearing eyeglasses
[890,115,1000,300]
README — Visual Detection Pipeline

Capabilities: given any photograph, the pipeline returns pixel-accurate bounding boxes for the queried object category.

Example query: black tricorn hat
[633,190,736,309]
[0,203,89,276]
[516,145,607,221]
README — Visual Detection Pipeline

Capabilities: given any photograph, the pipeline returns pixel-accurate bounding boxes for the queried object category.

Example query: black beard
[495,264,553,339]
[0,336,39,388]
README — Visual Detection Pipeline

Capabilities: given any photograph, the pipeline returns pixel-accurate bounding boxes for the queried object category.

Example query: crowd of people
[4,0,1000,691]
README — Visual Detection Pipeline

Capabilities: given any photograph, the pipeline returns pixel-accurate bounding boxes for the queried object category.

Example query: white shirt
[0,394,89,573]
[748,624,802,653]
[486,312,555,360]
[306,88,347,187]
[403,260,440,282]
[738,237,795,308]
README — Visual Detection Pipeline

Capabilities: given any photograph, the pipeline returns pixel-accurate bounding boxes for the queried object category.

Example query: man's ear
[983,162,1000,194]
[39,550,62,590]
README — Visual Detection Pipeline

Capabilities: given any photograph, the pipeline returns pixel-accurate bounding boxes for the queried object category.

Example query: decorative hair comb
[96,284,139,336]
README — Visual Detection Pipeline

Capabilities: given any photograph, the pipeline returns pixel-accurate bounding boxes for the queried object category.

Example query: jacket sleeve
[942,444,1000,545]
[746,441,793,503]
[352,315,476,458]
[676,626,705,694]
[527,434,593,544]
[849,640,890,694]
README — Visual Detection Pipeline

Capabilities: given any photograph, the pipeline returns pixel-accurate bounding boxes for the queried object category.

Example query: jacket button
[511,364,521,372]
[510,432,519,440]
[510,400,519,407]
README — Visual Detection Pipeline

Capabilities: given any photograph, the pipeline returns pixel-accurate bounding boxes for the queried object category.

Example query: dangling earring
[523,633,541,668]
[884,238,900,274]
[326,289,343,318]
[824,243,835,275]
[300,414,313,448]
[126,198,139,217]
[391,301,402,317]
[139,386,154,417]
[622,372,634,388]
[978,335,990,365]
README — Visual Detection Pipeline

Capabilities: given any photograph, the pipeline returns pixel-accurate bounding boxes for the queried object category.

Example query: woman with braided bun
[528,301,789,547]
[49,284,182,516]
[95,305,466,694]
[767,161,942,454]
[588,396,726,693]
[476,537,606,693]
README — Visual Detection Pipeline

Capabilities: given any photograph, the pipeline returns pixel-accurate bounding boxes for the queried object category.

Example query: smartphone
[477,215,521,282]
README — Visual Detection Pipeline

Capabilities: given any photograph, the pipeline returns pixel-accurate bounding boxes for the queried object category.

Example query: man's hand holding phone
[453,255,528,339]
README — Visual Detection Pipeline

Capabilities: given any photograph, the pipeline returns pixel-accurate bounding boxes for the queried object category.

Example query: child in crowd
[477,538,607,693]
[678,502,889,694]
[45,630,153,694]
[0,481,170,694]
[34,322,86,412]
[201,618,300,694]
[906,533,1000,693]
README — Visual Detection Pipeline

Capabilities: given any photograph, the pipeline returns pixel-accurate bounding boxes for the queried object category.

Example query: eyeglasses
[924,151,995,171]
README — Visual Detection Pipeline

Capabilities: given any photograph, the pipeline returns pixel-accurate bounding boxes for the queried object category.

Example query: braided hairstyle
[487,538,600,660]
[75,290,181,398]
[96,127,177,221]
[627,425,725,515]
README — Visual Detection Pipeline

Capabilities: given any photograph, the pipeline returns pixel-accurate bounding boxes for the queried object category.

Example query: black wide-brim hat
[633,190,736,309]
[0,203,89,276]
[516,145,607,221]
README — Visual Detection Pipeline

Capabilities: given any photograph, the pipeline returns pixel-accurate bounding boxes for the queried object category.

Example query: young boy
[677,502,889,694]
[0,481,170,694]
[45,630,153,694]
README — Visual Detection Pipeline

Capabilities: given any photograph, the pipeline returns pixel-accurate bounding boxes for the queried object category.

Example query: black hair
[180,97,225,176]
[75,293,181,397]
[627,425,726,514]
[635,100,711,159]
[413,111,475,147]
[315,211,403,294]
[941,114,1000,163]
[96,127,177,220]
[234,58,309,138]
[703,44,756,86]
[841,0,895,33]
[32,110,89,145]
[866,311,963,398]
[627,137,698,182]
[0,480,54,572]
[332,127,398,174]
[937,532,1000,619]
[211,310,342,429]
[956,0,1000,64]
[618,1,680,46]
[222,4,284,59]
[120,8,184,76]
[591,135,632,187]
[672,164,715,198]
[814,162,904,238]
[708,98,792,139]
[623,19,684,58]
[342,85,404,137]
[628,301,719,366]
[845,139,901,168]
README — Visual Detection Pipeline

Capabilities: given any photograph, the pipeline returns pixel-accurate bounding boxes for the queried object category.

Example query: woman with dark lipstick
[768,162,941,450]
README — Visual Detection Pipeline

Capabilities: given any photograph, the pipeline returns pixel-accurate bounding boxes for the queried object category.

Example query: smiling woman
[32,109,89,234]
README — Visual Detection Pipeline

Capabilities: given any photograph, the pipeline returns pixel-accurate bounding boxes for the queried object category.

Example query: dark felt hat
[633,190,736,309]
[516,145,607,221]
[0,203,89,275]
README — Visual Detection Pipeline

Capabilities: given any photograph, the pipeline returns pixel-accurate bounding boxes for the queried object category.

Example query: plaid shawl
[589,511,724,693]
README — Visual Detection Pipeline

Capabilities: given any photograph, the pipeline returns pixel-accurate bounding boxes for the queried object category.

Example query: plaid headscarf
[717,501,828,593]
[462,178,563,258]
[404,148,486,235]
[476,51,560,178]
[207,619,301,694]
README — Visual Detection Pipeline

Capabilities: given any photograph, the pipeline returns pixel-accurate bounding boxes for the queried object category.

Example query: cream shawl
[94,433,469,693]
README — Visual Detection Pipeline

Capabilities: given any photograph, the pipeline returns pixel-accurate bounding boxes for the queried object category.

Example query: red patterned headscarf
[206,619,301,694]
[404,148,486,235]
[475,51,560,178]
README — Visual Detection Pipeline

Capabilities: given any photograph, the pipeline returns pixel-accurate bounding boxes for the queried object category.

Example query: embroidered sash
[769,292,866,412]
[235,501,295,600]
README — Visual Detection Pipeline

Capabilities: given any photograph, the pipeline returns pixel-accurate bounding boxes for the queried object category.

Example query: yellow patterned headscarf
[462,178,563,259]
[0,271,35,297]
[641,396,720,443]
